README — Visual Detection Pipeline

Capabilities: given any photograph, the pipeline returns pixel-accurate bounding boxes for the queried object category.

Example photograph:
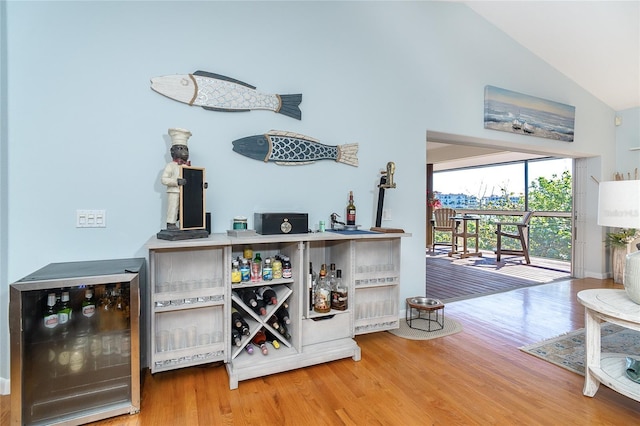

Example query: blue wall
[1,1,624,382]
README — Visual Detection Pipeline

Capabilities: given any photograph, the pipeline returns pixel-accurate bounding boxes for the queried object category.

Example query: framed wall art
[484,85,575,142]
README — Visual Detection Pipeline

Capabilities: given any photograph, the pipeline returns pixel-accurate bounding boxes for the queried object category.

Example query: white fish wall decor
[232,130,358,167]
[151,70,302,120]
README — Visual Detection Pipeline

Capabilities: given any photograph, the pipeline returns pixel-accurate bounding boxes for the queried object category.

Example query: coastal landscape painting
[484,85,575,142]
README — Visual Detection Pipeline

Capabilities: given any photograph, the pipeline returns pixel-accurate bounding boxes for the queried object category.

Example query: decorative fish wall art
[232,131,359,167]
[150,70,302,120]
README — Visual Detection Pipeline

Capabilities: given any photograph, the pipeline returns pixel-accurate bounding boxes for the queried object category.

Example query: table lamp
[597,180,640,303]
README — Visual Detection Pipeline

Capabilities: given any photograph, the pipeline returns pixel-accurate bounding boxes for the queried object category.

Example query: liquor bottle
[80,287,96,333]
[282,256,292,279]
[251,252,263,282]
[231,327,242,346]
[240,289,258,308]
[262,258,273,281]
[251,329,269,355]
[266,315,280,330]
[328,263,337,289]
[308,262,317,312]
[257,286,277,305]
[43,292,59,332]
[331,269,348,311]
[276,306,291,325]
[231,260,241,284]
[314,264,331,313]
[346,191,356,226]
[57,291,72,335]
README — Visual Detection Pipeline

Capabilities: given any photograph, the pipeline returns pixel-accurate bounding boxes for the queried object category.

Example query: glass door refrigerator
[9,258,146,425]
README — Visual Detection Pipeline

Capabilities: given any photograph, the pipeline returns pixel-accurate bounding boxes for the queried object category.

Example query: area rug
[387,317,463,340]
[519,323,640,375]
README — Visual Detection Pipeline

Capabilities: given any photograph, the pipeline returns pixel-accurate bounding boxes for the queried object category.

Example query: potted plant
[606,228,639,284]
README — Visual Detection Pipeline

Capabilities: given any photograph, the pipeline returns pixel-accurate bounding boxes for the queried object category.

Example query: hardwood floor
[3,278,640,425]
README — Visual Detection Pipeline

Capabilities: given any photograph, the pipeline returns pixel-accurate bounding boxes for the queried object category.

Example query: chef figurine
[161,128,191,230]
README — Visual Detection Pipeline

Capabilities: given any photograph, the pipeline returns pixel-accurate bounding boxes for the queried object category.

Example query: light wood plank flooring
[3,278,639,425]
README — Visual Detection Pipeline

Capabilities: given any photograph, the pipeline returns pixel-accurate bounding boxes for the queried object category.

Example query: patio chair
[432,208,457,250]
[495,211,534,264]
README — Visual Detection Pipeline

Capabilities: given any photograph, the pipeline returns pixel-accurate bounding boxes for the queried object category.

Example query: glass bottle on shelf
[272,256,283,279]
[80,287,96,333]
[308,262,316,312]
[251,253,263,282]
[231,260,241,284]
[314,264,331,313]
[282,256,292,279]
[43,292,59,333]
[331,269,348,311]
[262,258,273,281]
[57,291,72,335]
[240,258,251,282]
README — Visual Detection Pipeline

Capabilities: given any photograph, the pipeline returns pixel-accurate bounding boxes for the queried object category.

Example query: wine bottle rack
[231,282,294,359]
[146,231,409,389]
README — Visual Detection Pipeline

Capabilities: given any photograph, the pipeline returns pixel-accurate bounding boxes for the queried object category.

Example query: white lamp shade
[597,180,640,228]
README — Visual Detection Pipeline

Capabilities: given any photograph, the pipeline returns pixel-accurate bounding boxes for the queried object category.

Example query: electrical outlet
[382,209,392,220]
[77,210,106,228]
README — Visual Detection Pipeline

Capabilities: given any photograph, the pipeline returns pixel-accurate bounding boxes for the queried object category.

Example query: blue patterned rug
[519,323,640,375]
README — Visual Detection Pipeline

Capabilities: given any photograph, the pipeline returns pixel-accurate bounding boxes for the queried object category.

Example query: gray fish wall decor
[150,70,302,120]
[232,131,358,167]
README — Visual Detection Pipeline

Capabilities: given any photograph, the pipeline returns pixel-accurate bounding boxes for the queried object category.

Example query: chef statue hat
[168,128,192,146]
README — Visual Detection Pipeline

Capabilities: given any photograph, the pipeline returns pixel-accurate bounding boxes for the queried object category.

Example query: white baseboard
[0,377,9,395]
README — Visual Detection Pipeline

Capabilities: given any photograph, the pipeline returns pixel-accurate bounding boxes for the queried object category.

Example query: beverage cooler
[9,258,147,426]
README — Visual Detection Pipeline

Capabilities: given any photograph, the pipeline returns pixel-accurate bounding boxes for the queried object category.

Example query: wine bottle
[231,327,242,346]
[346,191,356,226]
[257,286,277,305]
[253,298,267,316]
[276,306,291,325]
[232,307,250,335]
[251,329,269,355]
[279,322,292,340]
[240,289,258,307]
[244,343,254,355]
[266,315,280,330]
[314,264,331,313]
[264,329,281,349]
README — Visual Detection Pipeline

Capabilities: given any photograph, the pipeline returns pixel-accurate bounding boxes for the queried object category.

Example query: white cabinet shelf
[146,231,409,389]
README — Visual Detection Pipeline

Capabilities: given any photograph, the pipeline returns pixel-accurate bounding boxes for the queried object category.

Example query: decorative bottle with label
[346,191,356,226]
[43,292,59,332]
[314,264,331,313]
[251,253,263,282]
[331,269,348,310]
[57,291,72,335]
